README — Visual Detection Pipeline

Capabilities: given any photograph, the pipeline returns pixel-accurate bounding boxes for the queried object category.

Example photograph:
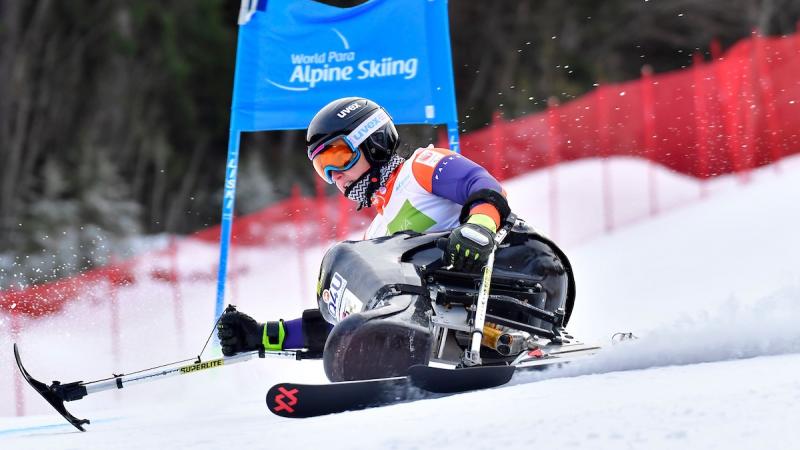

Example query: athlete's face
[330,155,371,193]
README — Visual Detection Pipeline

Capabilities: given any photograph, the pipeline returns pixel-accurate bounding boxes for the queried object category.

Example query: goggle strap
[346,109,391,148]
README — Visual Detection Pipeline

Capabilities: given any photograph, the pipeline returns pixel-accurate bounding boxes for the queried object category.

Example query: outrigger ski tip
[13,343,90,432]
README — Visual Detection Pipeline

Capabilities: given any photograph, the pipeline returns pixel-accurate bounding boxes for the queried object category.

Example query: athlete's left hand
[445,222,496,272]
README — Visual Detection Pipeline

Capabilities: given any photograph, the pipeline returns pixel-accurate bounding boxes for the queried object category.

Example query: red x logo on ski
[273,386,299,413]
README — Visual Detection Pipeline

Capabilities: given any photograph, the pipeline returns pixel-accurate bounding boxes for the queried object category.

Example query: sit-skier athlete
[217,97,537,380]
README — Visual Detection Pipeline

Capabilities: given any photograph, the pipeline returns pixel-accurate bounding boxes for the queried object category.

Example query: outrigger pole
[13,343,314,432]
[12,305,319,432]
[462,213,516,367]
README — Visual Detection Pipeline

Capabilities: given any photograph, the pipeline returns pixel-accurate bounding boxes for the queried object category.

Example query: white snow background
[1,155,799,449]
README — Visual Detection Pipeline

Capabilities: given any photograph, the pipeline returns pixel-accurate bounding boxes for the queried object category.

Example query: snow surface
[2,155,800,449]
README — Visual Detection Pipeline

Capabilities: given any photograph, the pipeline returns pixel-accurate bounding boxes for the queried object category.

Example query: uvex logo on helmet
[351,115,383,142]
[336,102,362,118]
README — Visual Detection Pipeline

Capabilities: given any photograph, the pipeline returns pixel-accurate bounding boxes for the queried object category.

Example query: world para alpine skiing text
[288,52,418,88]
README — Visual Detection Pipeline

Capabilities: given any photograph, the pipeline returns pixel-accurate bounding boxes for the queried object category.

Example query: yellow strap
[466,214,497,233]
[262,320,285,351]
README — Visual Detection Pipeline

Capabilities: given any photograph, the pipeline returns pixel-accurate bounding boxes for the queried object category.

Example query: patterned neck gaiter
[345,154,405,210]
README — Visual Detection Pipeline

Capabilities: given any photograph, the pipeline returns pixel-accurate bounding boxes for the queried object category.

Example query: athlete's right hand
[216,307,266,356]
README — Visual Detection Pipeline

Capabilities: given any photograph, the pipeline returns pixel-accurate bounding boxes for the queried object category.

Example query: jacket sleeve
[411,147,505,227]
[281,309,333,352]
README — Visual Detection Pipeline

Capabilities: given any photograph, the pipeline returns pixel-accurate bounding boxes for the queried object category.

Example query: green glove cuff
[466,214,498,233]
[262,320,286,351]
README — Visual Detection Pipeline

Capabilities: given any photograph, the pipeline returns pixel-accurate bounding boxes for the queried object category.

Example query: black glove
[216,308,266,357]
[445,222,496,272]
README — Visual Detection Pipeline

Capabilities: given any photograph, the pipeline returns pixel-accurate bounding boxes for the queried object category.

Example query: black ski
[266,364,515,418]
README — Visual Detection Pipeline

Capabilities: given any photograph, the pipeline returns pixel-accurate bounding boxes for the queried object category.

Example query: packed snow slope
[2,155,800,449]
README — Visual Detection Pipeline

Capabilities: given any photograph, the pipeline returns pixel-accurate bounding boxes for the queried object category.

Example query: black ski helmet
[306,97,399,165]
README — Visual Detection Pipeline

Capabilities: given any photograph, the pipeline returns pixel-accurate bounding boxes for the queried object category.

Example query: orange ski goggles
[310,137,362,184]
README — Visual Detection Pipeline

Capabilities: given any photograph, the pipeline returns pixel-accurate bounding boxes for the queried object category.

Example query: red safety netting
[454,32,800,181]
